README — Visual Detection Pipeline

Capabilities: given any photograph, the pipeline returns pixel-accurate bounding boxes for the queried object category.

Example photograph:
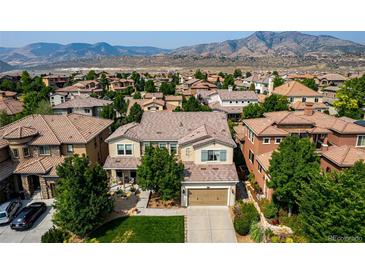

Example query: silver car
[0,200,22,225]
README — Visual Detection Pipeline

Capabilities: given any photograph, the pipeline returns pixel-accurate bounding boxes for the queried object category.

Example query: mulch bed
[147,193,181,208]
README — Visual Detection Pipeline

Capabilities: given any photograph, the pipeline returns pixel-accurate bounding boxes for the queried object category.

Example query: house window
[84,109,91,114]
[117,144,133,155]
[258,162,263,173]
[186,148,190,157]
[12,149,19,158]
[263,138,270,144]
[143,142,150,152]
[248,128,254,143]
[170,143,177,155]
[39,145,51,155]
[248,150,254,163]
[302,97,307,102]
[159,143,167,149]
[290,97,294,103]
[241,101,244,103]
[236,101,238,103]
[117,144,125,155]
[314,97,319,103]
[275,138,282,144]
[23,147,30,157]
[230,101,232,104]
[201,150,226,162]
[357,135,365,147]
[67,144,74,153]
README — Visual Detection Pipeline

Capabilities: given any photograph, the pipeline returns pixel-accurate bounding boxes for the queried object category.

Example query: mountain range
[0,31,364,70]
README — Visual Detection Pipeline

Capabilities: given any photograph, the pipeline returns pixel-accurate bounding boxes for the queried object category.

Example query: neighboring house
[243,74,272,94]
[109,78,134,91]
[42,75,69,88]
[197,89,259,120]
[236,103,365,199]
[0,90,17,99]
[317,73,347,87]
[53,96,112,117]
[49,92,69,106]
[321,145,365,172]
[0,114,113,200]
[103,112,239,206]
[55,80,102,96]
[321,85,340,99]
[273,81,327,112]
[125,93,183,114]
[0,93,23,116]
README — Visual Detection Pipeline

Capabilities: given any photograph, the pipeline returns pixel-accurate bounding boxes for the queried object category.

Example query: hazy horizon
[1,31,365,49]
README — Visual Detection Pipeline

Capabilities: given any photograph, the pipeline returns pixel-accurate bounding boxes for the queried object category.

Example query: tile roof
[218,90,258,101]
[106,112,235,146]
[3,126,38,140]
[53,96,112,109]
[144,92,163,99]
[273,81,322,97]
[183,162,239,182]
[13,156,64,176]
[165,95,182,101]
[0,114,113,146]
[103,156,141,170]
[0,97,23,115]
[142,98,165,107]
[243,117,289,137]
[318,73,347,81]
[209,102,243,114]
[322,145,365,167]
[290,101,328,110]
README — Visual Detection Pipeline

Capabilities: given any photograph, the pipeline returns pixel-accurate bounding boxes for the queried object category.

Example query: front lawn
[88,216,185,243]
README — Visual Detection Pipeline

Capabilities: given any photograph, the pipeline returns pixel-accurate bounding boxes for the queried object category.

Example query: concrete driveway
[186,206,237,243]
[0,198,54,243]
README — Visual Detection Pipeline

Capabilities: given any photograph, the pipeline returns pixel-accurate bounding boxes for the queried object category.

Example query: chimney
[228,85,233,92]
[304,102,314,116]
[321,137,329,152]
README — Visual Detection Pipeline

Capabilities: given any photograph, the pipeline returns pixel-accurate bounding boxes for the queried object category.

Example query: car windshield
[0,212,7,218]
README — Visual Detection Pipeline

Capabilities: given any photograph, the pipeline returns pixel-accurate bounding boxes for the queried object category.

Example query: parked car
[0,200,22,225]
[10,202,47,230]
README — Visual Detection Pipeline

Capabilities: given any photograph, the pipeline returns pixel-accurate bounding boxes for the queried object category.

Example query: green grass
[88,216,185,243]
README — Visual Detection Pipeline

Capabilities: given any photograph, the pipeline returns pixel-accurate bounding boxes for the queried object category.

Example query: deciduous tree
[53,155,113,237]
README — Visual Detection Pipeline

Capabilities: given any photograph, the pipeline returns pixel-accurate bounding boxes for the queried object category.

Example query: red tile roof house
[236,103,365,200]
[0,114,113,202]
[196,89,259,121]
[0,92,23,116]
[55,80,103,96]
[103,112,239,206]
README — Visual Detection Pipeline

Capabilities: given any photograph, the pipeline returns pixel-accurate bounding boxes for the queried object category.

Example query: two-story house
[125,93,183,113]
[273,81,328,112]
[103,112,239,206]
[236,103,365,199]
[0,114,113,201]
[55,80,103,96]
[109,79,134,92]
[42,75,69,88]
[197,89,259,120]
[53,96,112,117]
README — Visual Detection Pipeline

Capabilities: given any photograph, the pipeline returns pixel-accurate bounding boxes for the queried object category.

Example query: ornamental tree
[53,155,113,237]
[298,161,365,242]
[267,136,321,215]
[137,146,184,201]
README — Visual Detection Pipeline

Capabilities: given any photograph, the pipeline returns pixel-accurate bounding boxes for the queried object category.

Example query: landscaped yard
[87,216,185,243]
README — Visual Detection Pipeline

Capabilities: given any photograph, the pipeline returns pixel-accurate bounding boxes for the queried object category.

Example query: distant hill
[0,42,170,66]
[0,60,13,72]
[170,31,365,57]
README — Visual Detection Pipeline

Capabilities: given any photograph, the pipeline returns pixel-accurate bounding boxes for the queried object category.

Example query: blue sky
[0,31,364,49]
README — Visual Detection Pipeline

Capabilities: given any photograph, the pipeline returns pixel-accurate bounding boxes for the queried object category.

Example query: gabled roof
[14,156,64,176]
[318,73,347,81]
[142,98,165,107]
[144,92,163,99]
[256,151,273,171]
[53,96,112,109]
[273,81,322,97]
[322,145,365,167]
[106,112,235,147]
[243,117,289,137]
[218,90,258,101]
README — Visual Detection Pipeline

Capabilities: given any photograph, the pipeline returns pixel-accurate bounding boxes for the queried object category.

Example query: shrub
[234,202,260,236]
[41,226,70,243]
[261,199,278,219]
[250,223,264,243]
[271,235,280,243]
[234,216,252,236]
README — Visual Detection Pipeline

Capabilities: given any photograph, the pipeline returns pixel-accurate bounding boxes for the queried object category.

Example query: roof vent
[213,167,219,170]
[200,167,206,170]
